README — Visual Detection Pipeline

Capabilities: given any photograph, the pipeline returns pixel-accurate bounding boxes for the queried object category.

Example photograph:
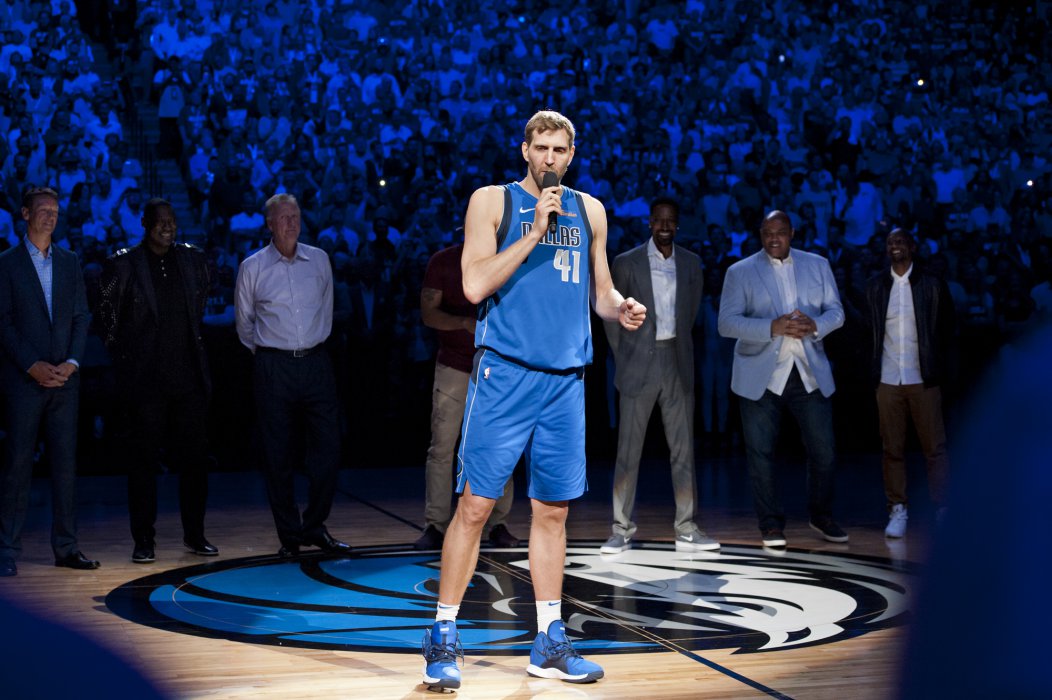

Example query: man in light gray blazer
[717,210,847,548]
[601,197,718,554]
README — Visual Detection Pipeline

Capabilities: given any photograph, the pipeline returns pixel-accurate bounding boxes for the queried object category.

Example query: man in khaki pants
[865,229,954,538]
[414,240,517,551]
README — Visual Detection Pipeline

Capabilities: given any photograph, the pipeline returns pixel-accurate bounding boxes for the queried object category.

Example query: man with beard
[864,229,954,538]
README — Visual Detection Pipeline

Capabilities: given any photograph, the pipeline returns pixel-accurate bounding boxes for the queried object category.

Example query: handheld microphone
[542,170,559,235]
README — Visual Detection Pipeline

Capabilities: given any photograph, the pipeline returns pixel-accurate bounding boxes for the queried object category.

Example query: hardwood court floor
[0,454,932,699]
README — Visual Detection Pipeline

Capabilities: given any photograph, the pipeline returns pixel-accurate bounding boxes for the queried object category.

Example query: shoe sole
[884,528,906,539]
[675,540,720,552]
[186,549,219,556]
[527,664,604,683]
[422,667,460,691]
[762,538,787,547]
[809,523,849,543]
[132,556,155,563]
[600,540,631,554]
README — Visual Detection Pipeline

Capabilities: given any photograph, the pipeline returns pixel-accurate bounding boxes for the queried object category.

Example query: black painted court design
[105,543,918,656]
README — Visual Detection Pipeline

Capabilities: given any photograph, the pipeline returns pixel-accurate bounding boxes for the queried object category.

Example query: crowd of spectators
[2,0,1051,467]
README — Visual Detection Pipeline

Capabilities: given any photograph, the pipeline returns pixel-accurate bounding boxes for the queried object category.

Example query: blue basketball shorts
[456,349,587,502]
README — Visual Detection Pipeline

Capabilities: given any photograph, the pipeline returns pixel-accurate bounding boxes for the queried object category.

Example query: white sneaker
[600,533,631,554]
[884,504,908,538]
[675,530,720,551]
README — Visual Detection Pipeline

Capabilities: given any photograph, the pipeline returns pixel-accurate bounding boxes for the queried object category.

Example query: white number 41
[553,248,581,284]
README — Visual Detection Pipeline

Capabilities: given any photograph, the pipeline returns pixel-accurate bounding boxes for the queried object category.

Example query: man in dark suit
[601,196,719,554]
[98,198,217,563]
[0,186,98,576]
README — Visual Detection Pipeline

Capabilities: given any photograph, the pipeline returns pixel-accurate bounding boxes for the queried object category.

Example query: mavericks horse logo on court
[106,544,917,655]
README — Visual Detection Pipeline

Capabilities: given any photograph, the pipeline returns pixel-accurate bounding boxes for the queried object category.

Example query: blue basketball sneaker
[421,620,463,691]
[526,620,604,683]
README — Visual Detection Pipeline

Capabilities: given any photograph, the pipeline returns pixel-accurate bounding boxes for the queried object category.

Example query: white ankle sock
[536,600,561,633]
[436,602,460,623]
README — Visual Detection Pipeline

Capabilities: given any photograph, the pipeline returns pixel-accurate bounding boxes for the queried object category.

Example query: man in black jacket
[865,229,954,538]
[98,198,217,562]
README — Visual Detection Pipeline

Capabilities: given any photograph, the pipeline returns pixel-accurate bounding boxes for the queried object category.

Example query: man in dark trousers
[865,228,954,538]
[98,198,217,563]
[414,238,518,552]
[718,210,847,548]
[0,186,98,576]
[234,193,349,558]
[601,196,718,554]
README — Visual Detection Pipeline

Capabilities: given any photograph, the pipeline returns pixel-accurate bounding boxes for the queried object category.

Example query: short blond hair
[524,110,576,147]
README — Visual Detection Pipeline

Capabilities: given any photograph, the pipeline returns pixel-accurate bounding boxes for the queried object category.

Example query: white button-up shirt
[766,252,819,395]
[234,241,333,352]
[647,238,677,341]
[881,264,922,385]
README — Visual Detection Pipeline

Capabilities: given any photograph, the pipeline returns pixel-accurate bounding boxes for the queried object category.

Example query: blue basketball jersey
[475,181,594,370]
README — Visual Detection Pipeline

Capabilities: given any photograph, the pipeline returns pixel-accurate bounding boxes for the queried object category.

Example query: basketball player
[420,110,647,691]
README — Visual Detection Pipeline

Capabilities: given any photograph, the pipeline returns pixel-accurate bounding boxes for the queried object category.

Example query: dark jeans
[253,349,341,548]
[739,368,836,532]
[0,378,80,560]
[125,387,210,544]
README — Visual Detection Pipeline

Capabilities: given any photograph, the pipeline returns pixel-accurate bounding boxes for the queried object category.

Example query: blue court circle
[105,543,919,655]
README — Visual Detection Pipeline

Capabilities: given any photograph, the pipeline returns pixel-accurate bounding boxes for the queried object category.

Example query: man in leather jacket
[98,198,216,562]
[864,228,954,538]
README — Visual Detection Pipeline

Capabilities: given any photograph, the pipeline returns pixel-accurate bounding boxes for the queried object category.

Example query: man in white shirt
[601,197,717,554]
[864,229,954,538]
[718,211,847,548]
[234,193,349,558]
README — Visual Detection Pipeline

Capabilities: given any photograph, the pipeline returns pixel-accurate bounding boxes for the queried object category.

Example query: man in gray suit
[0,186,98,576]
[717,210,847,548]
[601,197,718,554]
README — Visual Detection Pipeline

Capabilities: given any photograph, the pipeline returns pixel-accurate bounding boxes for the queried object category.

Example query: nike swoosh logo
[519,207,535,214]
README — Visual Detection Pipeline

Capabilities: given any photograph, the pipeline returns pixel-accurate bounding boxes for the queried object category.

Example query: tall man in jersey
[420,111,646,691]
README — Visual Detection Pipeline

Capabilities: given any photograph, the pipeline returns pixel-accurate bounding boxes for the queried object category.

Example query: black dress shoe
[413,525,444,551]
[488,523,520,548]
[55,551,100,570]
[184,536,219,556]
[303,531,351,554]
[132,542,156,563]
[0,557,16,577]
[277,544,300,558]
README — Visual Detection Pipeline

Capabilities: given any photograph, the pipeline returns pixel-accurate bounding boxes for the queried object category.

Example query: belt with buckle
[257,345,319,359]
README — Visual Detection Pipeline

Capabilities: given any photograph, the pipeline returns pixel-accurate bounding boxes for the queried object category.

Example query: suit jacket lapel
[132,246,159,321]
[673,244,692,328]
[51,247,69,328]
[18,243,53,324]
[752,252,785,316]
[634,246,656,313]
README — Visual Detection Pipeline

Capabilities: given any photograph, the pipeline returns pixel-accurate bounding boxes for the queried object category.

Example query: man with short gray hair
[235,193,349,558]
